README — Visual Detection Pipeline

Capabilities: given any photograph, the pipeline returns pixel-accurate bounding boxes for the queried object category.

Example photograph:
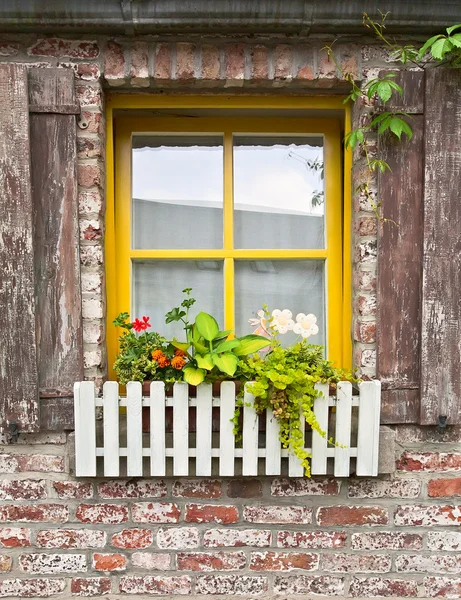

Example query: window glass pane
[234,260,326,349]
[234,136,325,249]
[132,136,223,249]
[132,260,224,339]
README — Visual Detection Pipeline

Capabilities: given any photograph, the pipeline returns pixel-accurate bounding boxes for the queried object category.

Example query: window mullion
[223,131,234,252]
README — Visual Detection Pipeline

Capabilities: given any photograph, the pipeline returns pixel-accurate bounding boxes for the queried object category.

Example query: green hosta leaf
[183,367,205,386]
[211,352,239,377]
[215,339,241,353]
[418,34,443,59]
[233,334,271,356]
[195,312,220,341]
[171,339,191,353]
[431,37,453,59]
[195,353,214,371]
[447,24,461,36]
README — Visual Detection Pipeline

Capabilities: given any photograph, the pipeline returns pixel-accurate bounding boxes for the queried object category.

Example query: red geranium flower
[132,316,151,332]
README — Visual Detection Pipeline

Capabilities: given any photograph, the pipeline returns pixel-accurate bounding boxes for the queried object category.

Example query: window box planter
[74,380,381,478]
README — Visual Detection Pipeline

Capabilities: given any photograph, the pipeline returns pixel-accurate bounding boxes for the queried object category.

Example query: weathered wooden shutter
[378,68,461,425]
[0,65,83,434]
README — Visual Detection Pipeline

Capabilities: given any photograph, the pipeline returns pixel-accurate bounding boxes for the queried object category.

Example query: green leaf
[217,329,232,339]
[195,312,219,341]
[211,352,239,377]
[171,339,191,352]
[447,24,461,36]
[389,117,404,139]
[418,34,443,59]
[183,367,205,386]
[399,119,413,141]
[165,307,186,323]
[195,353,215,370]
[376,81,393,103]
[431,37,453,59]
[449,33,461,48]
[215,339,241,353]
[233,334,271,356]
[377,115,392,134]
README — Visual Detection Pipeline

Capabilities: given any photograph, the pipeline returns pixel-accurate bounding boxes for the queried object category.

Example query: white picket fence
[73,380,381,478]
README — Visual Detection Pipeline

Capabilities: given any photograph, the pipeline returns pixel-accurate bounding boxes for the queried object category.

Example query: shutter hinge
[76,109,88,130]
[7,421,19,443]
[438,415,448,429]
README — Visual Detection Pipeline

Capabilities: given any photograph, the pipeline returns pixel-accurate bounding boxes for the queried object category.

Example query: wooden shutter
[378,68,461,425]
[29,68,84,399]
[0,64,39,432]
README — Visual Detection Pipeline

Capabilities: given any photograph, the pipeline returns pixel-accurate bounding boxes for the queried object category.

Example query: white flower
[293,313,319,338]
[271,309,295,334]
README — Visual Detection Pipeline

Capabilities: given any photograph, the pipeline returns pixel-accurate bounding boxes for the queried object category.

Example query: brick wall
[0,426,461,597]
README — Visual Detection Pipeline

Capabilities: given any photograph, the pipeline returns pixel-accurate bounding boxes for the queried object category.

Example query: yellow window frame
[106,95,352,379]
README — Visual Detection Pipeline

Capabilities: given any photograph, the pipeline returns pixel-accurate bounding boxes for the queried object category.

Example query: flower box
[73,380,381,478]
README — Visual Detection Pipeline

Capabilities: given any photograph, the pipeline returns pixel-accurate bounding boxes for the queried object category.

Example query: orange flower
[171,356,187,370]
[157,355,171,368]
[174,348,187,357]
[152,349,165,361]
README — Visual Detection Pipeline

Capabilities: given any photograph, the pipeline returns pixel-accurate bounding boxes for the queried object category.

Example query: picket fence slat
[73,380,381,477]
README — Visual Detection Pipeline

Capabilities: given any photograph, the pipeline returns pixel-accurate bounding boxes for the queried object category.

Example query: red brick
[227,479,262,498]
[0,504,68,523]
[394,504,461,526]
[119,576,192,595]
[111,528,153,549]
[274,575,344,596]
[319,53,338,79]
[130,41,149,84]
[203,528,271,548]
[131,552,171,570]
[274,45,293,80]
[397,452,461,472]
[19,553,87,574]
[348,479,421,499]
[71,577,111,596]
[78,164,102,188]
[0,454,63,473]
[98,480,166,499]
[154,43,171,80]
[354,268,377,292]
[104,40,125,82]
[0,42,19,56]
[79,111,103,135]
[185,503,238,524]
[424,577,461,598]
[225,44,245,82]
[427,531,461,551]
[80,245,103,266]
[201,45,221,80]
[80,219,102,241]
[0,479,46,500]
[176,42,195,80]
[428,478,461,497]
[0,528,31,548]
[196,575,267,595]
[75,84,103,108]
[244,505,312,524]
[76,504,128,524]
[178,551,246,571]
[0,578,66,597]
[322,553,391,573]
[355,294,377,317]
[93,553,126,572]
[271,478,340,496]
[316,506,388,526]
[157,527,199,549]
[296,45,315,80]
[351,532,422,551]
[59,62,100,81]
[28,39,99,58]
[251,45,269,80]
[172,480,221,499]
[79,189,103,214]
[354,216,378,236]
[353,320,376,344]
[277,531,347,549]
[396,554,461,573]
[77,138,103,160]
[36,529,106,549]
[53,481,93,500]
[132,502,180,524]
[349,577,418,597]
[250,551,318,572]
[0,554,12,572]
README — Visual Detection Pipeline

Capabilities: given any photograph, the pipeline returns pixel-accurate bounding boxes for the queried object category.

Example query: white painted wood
[356,380,382,476]
[74,381,96,477]
[288,408,305,477]
[126,381,143,476]
[265,409,281,475]
[311,383,329,475]
[219,381,236,476]
[242,387,258,476]
[103,381,120,477]
[196,384,213,476]
[173,383,189,476]
[150,382,166,476]
[334,381,353,477]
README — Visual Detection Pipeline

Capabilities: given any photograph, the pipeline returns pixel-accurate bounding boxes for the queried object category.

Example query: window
[108,98,351,375]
